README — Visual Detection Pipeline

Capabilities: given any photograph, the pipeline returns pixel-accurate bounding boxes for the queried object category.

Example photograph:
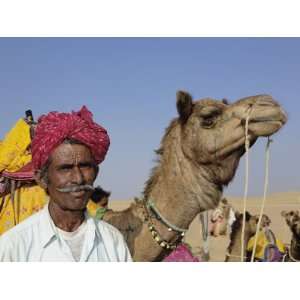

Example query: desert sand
[108,191,300,261]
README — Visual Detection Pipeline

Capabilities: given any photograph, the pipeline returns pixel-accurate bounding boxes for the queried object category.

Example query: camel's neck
[144,125,222,230]
[290,235,300,261]
[226,227,251,262]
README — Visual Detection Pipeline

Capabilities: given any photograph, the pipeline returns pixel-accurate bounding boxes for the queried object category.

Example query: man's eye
[79,163,93,169]
[59,165,73,171]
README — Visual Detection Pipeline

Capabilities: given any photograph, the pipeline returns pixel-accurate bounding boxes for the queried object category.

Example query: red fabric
[2,162,34,180]
[31,106,110,170]
[163,244,200,262]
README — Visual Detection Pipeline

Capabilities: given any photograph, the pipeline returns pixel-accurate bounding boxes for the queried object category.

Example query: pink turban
[31,106,110,170]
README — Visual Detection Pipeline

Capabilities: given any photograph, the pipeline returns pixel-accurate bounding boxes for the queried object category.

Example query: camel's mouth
[249,106,287,126]
[249,119,285,126]
[247,113,287,137]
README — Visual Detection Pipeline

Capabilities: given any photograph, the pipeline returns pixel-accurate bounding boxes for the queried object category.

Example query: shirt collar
[39,203,102,248]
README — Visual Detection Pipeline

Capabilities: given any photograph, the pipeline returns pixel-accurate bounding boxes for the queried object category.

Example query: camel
[226,212,286,262]
[225,211,258,261]
[102,91,287,261]
[281,210,300,262]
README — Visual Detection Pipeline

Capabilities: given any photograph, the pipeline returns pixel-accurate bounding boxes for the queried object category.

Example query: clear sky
[0,38,299,199]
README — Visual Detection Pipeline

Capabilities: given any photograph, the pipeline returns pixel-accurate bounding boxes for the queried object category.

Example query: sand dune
[108,191,300,261]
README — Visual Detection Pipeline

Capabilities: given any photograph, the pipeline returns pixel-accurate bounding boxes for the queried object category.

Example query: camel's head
[281,210,300,238]
[226,211,258,261]
[230,211,258,240]
[91,186,111,207]
[176,91,287,186]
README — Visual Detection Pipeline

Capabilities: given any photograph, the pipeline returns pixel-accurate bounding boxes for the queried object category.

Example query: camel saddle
[0,162,34,196]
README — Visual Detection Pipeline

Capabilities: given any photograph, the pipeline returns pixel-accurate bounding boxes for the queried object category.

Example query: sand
[108,191,300,261]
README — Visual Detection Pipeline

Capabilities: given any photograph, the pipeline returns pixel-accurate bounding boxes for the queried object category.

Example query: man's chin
[62,199,90,212]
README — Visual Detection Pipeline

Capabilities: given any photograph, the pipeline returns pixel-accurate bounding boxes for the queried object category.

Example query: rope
[241,107,252,261]
[250,137,272,262]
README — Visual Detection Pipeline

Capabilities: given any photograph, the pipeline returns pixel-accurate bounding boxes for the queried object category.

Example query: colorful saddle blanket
[163,244,200,262]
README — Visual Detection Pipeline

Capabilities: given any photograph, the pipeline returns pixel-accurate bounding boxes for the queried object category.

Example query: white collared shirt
[0,204,132,262]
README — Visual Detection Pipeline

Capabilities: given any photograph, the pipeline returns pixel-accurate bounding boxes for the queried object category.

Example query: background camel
[225,211,257,261]
[281,210,300,261]
[103,91,287,261]
[226,212,286,262]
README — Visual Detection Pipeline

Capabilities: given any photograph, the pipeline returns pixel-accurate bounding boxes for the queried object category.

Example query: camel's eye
[199,106,222,128]
[201,117,216,128]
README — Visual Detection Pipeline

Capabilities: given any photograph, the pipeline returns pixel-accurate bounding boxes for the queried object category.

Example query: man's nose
[71,167,85,184]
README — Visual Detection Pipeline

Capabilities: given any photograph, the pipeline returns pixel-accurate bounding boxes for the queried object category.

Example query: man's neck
[48,201,86,232]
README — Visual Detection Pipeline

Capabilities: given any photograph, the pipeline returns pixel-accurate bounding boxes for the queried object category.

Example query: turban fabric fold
[31,106,110,170]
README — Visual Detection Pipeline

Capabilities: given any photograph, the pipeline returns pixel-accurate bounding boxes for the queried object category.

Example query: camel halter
[240,106,272,262]
[147,199,188,233]
[143,198,187,250]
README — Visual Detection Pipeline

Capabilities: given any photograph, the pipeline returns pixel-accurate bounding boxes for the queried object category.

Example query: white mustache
[56,184,95,193]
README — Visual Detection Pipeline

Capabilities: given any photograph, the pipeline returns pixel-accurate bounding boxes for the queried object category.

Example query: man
[0,106,132,262]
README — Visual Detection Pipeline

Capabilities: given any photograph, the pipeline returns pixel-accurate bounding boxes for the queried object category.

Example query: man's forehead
[50,143,94,164]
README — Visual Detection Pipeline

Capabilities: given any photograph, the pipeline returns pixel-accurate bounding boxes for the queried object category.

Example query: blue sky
[0,38,299,199]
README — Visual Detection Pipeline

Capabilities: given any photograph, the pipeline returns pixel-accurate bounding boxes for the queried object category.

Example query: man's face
[45,143,98,211]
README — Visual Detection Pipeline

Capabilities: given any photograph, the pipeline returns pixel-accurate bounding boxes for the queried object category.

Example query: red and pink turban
[31,106,110,170]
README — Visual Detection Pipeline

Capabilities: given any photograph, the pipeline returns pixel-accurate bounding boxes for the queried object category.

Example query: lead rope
[250,137,272,262]
[241,108,252,261]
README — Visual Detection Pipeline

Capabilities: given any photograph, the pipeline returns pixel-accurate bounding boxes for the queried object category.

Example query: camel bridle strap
[250,137,272,262]
[241,107,252,261]
[146,199,188,233]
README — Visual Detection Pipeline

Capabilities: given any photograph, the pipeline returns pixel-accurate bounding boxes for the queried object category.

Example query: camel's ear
[245,211,252,222]
[234,210,241,219]
[176,91,193,122]
[222,98,229,105]
[91,186,111,204]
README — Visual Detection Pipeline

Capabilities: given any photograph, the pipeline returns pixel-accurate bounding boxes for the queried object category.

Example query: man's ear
[34,170,48,190]
[94,165,99,181]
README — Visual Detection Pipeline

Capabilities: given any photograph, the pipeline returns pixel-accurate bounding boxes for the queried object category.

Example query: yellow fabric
[247,230,286,260]
[0,185,47,235]
[0,184,103,235]
[86,200,101,217]
[0,119,32,173]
